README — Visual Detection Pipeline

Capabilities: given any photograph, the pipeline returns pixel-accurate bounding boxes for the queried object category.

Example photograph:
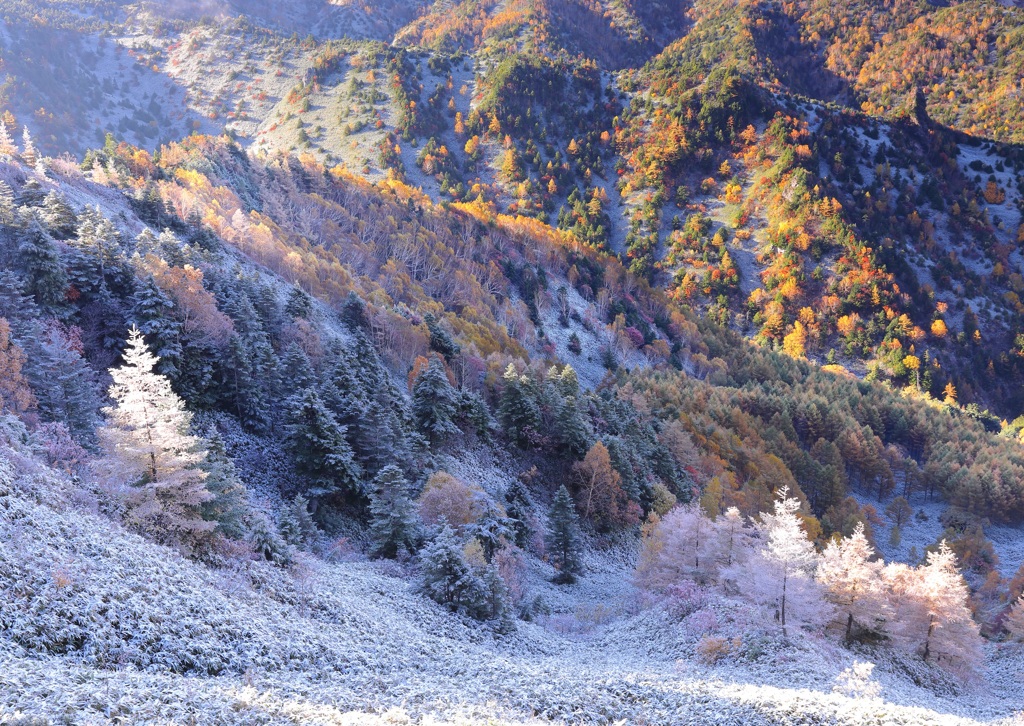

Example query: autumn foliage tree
[572,441,640,530]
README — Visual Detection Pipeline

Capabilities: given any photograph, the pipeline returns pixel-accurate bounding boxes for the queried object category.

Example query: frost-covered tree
[637,502,720,589]
[504,477,533,549]
[547,485,582,584]
[21,126,38,168]
[286,387,363,505]
[279,495,319,549]
[715,506,753,569]
[420,522,487,618]
[0,122,14,160]
[284,282,313,320]
[0,181,14,223]
[18,218,67,311]
[499,363,540,447]
[34,324,99,441]
[885,541,981,665]
[95,327,214,548]
[749,487,825,636]
[199,432,250,540]
[248,510,291,566]
[131,276,182,379]
[40,191,77,238]
[1005,595,1024,642]
[817,523,887,644]
[369,465,421,559]
[280,342,315,394]
[411,354,460,444]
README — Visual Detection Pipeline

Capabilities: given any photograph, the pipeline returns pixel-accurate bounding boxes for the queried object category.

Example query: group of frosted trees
[637,488,983,667]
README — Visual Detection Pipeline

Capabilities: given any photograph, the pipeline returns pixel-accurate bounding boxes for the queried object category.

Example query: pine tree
[0,181,14,223]
[17,217,67,312]
[280,342,316,395]
[817,522,887,644]
[286,387,363,504]
[368,465,421,559]
[33,325,99,442]
[95,327,215,549]
[750,487,825,636]
[412,354,460,445]
[425,312,461,361]
[547,485,582,584]
[248,510,292,565]
[200,432,250,540]
[15,178,46,207]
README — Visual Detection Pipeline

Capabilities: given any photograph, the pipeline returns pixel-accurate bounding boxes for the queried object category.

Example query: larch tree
[0,317,36,417]
[750,487,826,636]
[1005,595,1024,642]
[817,522,887,644]
[573,440,639,530]
[886,541,981,666]
[95,327,215,549]
[636,502,719,590]
[21,126,38,168]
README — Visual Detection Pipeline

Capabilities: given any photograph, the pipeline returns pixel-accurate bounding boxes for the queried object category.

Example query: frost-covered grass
[4,424,1024,726]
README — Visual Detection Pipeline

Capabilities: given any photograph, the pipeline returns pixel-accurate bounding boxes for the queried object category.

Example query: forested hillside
[1,0,1024,724]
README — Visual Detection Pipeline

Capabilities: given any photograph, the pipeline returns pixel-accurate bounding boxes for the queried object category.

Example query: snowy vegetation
[1,1,1024,723]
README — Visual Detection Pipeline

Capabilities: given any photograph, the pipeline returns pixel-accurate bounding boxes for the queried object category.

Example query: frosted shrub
[832,660,882,700]
[664,580,711,620]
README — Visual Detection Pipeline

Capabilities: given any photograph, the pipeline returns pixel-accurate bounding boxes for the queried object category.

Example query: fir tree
[40,191,77,238]
[412,354,461,445]
[279,494,319,548]
[285,282,314,320]
[547,485,582,584]
[425,312,461,361]
[499,364,540,447]
[280,342,316,395]
[131,276,183,379]
[15,178,46,207]
[368,465,421,559]
[419,522,487,618]
[286,387,363,505]
[17,217,67,312]
[199,432,250,540]
[248,510,292,565]
[95,327,215,549]
[471,499,512,562]
[34,325,99,442]
[504,477,533,549]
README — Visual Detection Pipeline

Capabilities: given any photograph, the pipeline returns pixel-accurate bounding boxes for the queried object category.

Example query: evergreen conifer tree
[199,432,250,540]
[505,478,533,549]
[286,387,363,505]
[547,485,582,584]
[368,464,421,558]
[278,494,319,548]
[285,282,314,320]
[412,354,461,445]
[17,217,67,312]
[420,522,487,617]
[21,127,38,168]
[131,276,183,379]
[499,364,540,447]
[40,191,77,238]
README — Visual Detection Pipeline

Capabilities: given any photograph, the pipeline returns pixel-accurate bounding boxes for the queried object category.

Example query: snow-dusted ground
[2,416,1023,726]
